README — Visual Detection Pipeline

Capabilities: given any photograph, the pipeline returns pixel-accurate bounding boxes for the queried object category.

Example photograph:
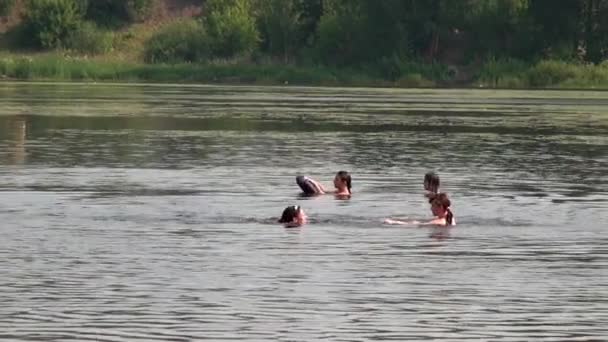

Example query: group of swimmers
[278,171,455,228]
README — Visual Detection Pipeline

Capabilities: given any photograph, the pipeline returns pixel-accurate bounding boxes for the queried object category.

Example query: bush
[25,0,85,48]
[65,21,114,54]
[527,60,578,87]
[144,19,208,63]
[315,7,365,65]
[476,58,529,87]
[14,57,35,79]
[554,63,608,88]
[203,0,259,58]
[372,55,450,82]
[256,0,302,60]
[522,60,608,88]
[375,55,405,80]
[315,1,409,66]
[0,56,17,76]
[0,0,16,17]
[395,73,435,88]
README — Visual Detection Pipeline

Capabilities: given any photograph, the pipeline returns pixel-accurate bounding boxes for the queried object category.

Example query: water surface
[0,82,607,341]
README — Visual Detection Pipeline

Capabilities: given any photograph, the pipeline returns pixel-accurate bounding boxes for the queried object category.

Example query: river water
[0,82,606,341]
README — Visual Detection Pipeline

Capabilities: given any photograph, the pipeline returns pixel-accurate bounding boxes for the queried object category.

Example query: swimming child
[296,171,352,197]
[384,193,455,227]
[427,193,455,226]
[278,205,308,227]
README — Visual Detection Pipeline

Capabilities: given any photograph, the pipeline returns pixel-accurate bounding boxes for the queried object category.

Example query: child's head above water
[429,193,454,226]
[333,170,352,194]
[278,205,307,227]
[424,172,440,194]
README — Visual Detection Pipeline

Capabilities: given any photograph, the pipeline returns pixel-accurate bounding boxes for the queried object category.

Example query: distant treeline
[1,0,606,63]
[1,0,608,87]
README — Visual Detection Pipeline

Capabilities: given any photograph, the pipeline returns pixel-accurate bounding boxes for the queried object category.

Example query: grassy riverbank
[0,53,388,86]
[2,53,608,89]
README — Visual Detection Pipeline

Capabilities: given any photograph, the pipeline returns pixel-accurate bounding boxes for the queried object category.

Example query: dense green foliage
[144,0,259,62]
[3,0,608,88]
[65,21,114,54]
[255,0,302,61]
[13,0,608,64]
[308,0,608,64]
[0,0,16,17]
[25,0,86,48]
[202,0,259,58]
[18,0,155,50]
[144,19,208,63]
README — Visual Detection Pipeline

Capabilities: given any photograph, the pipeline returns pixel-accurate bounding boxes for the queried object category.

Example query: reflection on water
[1,115,27,165]
[0,82,607,341]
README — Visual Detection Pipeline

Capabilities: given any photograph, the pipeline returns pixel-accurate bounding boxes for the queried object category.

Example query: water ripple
[0,83,606,341]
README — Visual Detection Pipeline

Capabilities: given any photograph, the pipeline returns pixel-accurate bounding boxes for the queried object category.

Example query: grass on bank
[0,53,391,86]
[476,59,608,89]
[2,53,608,89]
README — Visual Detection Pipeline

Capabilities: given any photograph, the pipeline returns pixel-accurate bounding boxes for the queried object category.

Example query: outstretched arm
[384,218,420,225]
[309,178,327,194]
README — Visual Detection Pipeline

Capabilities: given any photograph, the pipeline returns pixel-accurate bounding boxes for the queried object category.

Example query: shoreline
[3,78,608,93]
[2,54,608,90]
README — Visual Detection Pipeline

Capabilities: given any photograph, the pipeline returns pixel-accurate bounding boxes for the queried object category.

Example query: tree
[25,0,85,48]
[0,0,16,17]
[527,0,582,59]
[316,0,410,65]
[583,0,608,62]
[203,0,259,58]
[256,0,302,61]
[293,0,323,46]
[462,0,531,59]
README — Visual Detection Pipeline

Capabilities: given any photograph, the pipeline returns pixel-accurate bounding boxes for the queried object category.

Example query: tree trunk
[585,0,601,62]
[425,0,441,61]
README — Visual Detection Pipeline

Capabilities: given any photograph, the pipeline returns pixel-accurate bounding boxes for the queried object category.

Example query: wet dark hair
[336,170,352,194]
[430,193,453,226]
[278,205,301,223]
[424,172,440,194]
